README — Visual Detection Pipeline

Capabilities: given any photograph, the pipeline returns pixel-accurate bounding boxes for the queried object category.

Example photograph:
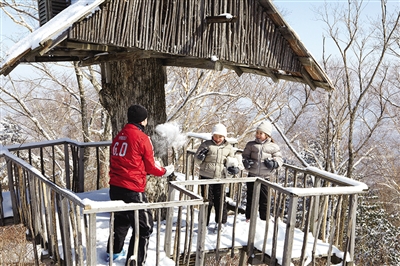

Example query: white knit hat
[212,123,227,137]
[257,121,272,136]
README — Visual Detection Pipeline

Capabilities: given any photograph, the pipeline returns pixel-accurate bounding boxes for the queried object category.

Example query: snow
[153,122,187,158]
[1,173,346,266]
[0,127,356,265]
[218,13,234,19]
[1,0,105,69]
[211,55,219,61]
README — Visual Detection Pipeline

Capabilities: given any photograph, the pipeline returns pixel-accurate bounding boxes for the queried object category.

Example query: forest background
[1,0,400,264]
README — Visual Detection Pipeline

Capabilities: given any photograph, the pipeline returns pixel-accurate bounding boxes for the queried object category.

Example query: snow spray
[152,122,187,160]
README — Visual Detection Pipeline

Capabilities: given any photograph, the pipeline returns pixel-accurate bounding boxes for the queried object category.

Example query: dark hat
[128,104,148,123]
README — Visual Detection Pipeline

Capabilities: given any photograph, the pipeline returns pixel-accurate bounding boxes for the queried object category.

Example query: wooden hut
[1,0,333,91]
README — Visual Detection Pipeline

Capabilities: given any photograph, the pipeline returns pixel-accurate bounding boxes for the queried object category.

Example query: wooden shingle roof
[1,0,334,91]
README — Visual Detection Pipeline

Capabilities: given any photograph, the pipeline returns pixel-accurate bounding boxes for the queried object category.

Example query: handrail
[2,138,112,193]
[2,138,111,151]
[0,138,368,266]
[0,146,207,265]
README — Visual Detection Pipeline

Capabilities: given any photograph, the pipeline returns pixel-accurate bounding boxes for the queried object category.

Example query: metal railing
[0,146,205,265]
[0,138,368,266]
[4,138,111,193]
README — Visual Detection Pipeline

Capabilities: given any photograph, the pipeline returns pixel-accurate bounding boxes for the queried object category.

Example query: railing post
[86,213,97,266]
[195,201,207,266]
[58,195,73,265]
[343,194,357,266]
[247,178,261,261]
[64,143,71,190]
[164,185,176,257]
[310,176,321,237]
[6,160,20,224]
[282,195,299,266]
[185,150,191,181]
[78,146,85,192]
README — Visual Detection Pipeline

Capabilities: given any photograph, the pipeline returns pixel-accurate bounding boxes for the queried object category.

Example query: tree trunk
[99,58,167,137]
[98,58,168,216]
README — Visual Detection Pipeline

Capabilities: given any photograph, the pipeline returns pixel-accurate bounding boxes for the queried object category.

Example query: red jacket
[109,123,166,192]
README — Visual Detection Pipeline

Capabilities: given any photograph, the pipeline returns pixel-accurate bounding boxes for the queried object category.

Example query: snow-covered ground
[79,188,343,266]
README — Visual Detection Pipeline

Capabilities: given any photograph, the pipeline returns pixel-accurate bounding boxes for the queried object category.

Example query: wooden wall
[68,0,302,74]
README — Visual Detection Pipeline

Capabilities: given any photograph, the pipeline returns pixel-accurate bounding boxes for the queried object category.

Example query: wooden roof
[1,0,334,91]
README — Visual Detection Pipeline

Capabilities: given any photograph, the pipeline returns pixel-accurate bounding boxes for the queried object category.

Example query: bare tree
[305,0,400,262]
[314,0,400,178]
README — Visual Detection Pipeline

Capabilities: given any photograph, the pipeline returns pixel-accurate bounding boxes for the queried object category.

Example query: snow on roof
[1,0,105,69]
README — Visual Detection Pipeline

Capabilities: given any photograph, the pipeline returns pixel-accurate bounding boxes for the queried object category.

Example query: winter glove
[196,148,209,161]
[242,158,254,169]
[227,166,239,175]
[167,172,177,182]
[163,165,175,177]
[264,159,279,169]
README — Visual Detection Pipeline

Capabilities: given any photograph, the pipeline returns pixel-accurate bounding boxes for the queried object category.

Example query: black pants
[200,176,227,226]
[245,175,269,221]
[107,185,153,266]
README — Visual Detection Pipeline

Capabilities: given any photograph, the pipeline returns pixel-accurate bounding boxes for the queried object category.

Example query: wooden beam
[227,65,243,77]
[214,61,223,71]
[162,58,217,70]
[264,69,279,83]
[61,41,114,52]
[39,30,68,55]
[298,56,314,67]
[301,68,317,90]
[80,50,148,66]
[35,56,80,62]
[206,16,238,23]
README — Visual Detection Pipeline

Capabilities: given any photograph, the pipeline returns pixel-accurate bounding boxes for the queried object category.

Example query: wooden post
[247,179,261,261]
[6,160,20,223]
[343,194,357,266]
[78,146,85,192]
[261,185,272,262]
[281,195,299,266]
[195,202,207,266]
[86,213,97,266]
[164,185,176,257]
[215,182,226,261]
[64,143,71,190]
[59,195,73,265]
[311,176,321,236]
[300,196,315,265]
[108,212,115,265]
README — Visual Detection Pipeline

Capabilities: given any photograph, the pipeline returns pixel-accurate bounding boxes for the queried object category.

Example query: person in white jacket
[195,123,239,232]
[242,121,283,221]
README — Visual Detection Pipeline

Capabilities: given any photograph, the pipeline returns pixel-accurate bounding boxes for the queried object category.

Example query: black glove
[243,158,254,169]
[197,148,209,161]
[227,166,239,175]
[167,172,177,182]
[264,159,278,169]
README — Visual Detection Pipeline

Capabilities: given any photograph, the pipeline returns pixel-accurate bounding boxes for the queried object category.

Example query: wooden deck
[0,138,367,266]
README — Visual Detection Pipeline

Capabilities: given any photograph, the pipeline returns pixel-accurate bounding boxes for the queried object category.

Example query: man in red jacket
[107,104,174,266]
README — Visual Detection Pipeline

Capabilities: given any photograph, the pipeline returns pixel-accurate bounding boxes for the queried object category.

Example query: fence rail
[0,138,368,266]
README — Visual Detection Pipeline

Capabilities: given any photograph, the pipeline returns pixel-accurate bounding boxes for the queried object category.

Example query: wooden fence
[0,138,368,266]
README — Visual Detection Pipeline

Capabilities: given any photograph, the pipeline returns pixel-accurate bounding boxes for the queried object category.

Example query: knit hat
[212,123,227,137]
[127,104,148,123]
[257,121,272,136]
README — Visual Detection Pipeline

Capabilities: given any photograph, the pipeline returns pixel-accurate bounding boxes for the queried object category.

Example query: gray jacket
[242,138,283,178]
[195,139,236,179]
